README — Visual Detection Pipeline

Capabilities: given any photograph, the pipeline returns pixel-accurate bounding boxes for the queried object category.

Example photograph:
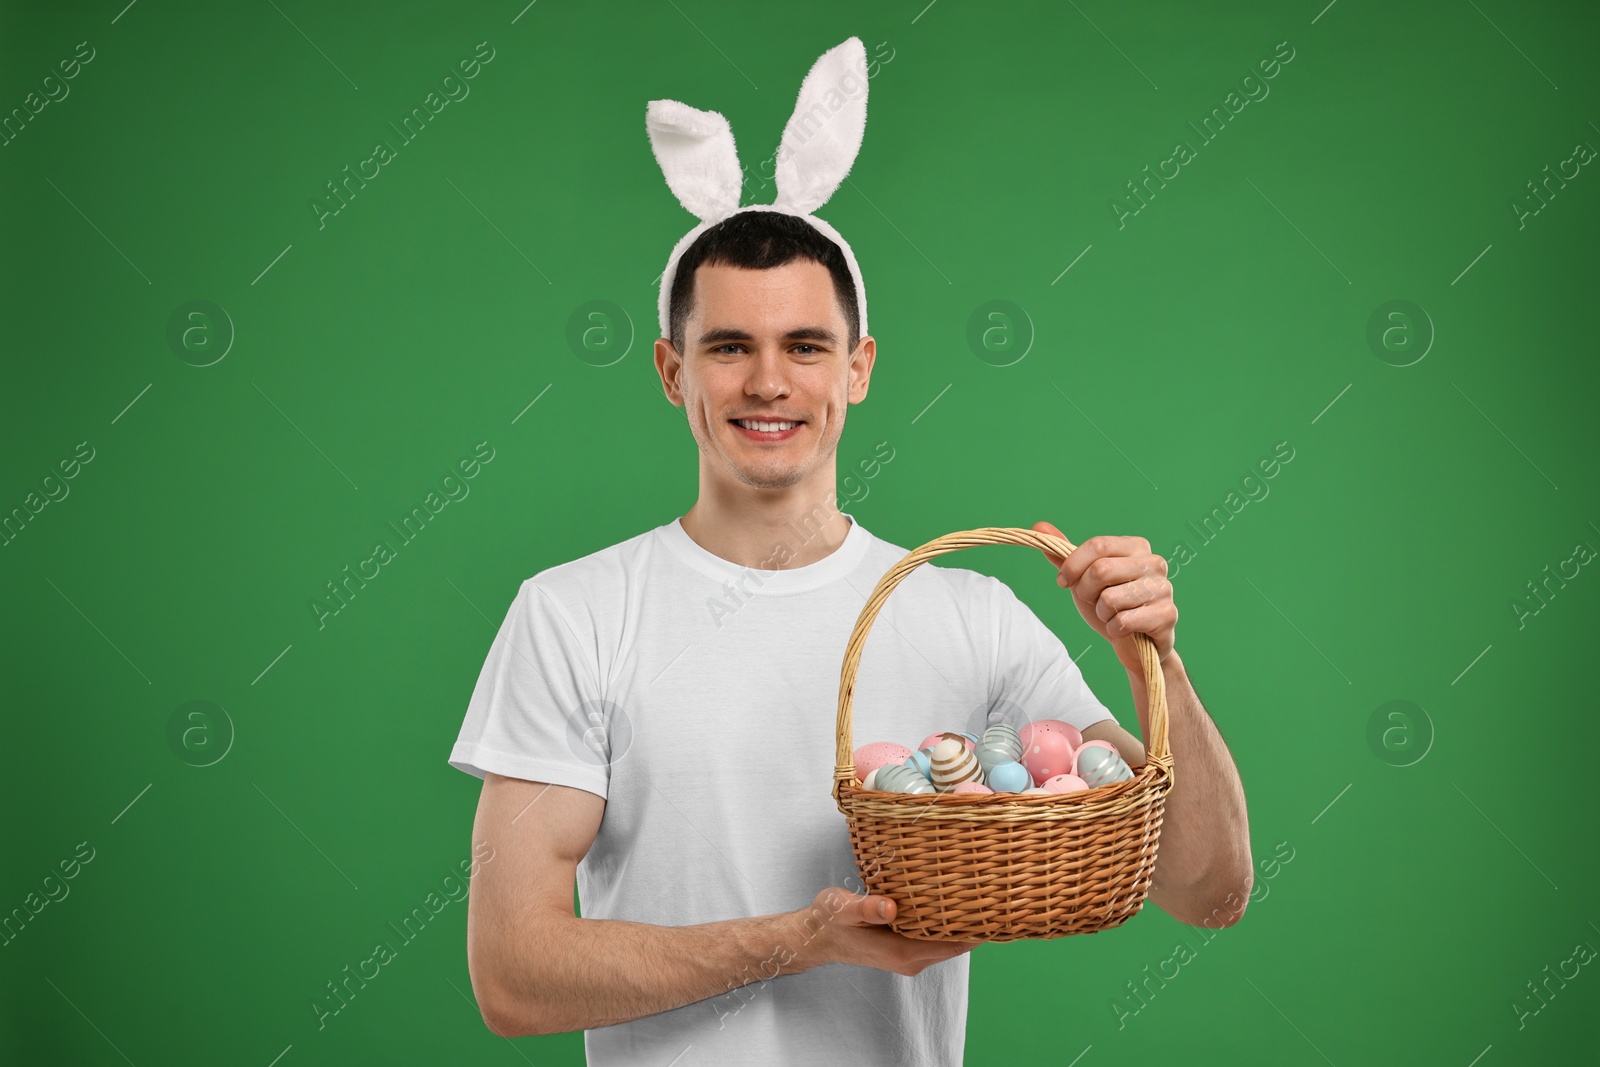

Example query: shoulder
[517,524,661,618]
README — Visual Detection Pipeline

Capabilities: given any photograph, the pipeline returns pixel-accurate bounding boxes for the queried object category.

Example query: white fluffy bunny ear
[645,98,744,223]
[772,37,869,216]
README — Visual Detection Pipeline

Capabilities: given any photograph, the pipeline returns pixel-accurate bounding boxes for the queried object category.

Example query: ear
[645,98,744,223]
[772,37,869,216]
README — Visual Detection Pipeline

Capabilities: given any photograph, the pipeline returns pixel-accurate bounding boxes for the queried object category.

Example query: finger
[910,938,985,962]
[1096,574,1171,622]
[1031,520,1068,568]
[1072,553,1158,606]
[1104,600,1177,639]
[1058,535,1154,587]
[854,894,896,925]
[898,932,985,949]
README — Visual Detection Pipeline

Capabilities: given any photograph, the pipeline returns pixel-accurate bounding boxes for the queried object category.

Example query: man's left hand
[1031,521,1177,674]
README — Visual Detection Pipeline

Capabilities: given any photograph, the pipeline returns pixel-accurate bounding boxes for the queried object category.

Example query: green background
[2,0,1596,1063]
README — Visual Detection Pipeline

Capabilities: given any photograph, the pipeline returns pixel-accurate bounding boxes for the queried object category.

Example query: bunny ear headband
[646,35,870,344]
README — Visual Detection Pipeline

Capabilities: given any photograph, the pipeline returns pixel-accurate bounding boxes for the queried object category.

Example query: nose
[744,346,792,401]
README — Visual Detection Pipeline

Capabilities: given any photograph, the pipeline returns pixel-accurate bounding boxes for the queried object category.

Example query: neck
[680,480,852,570]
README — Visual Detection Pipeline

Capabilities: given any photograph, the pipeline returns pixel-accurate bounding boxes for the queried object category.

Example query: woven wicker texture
[832,527,1174,941]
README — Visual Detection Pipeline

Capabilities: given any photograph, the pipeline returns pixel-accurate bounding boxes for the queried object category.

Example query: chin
[729,461,806,490]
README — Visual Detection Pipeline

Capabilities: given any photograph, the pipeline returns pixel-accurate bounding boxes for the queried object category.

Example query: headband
[645,36,870,345]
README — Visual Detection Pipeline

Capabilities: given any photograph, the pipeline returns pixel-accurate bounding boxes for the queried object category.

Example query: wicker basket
[831,526,1174,942]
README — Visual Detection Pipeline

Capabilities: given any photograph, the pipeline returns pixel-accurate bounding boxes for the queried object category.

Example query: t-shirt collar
[657,509,870,594]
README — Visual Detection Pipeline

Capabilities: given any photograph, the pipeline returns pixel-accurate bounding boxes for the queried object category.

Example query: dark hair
[668,210,860,356]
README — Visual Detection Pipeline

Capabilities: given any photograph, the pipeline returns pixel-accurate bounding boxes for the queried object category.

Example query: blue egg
[1077,744,1134,787]
[986,760,1031,793]
[873,765,908,792]
[982,723,1023,761]
[877,764,935,794]
[904,749,932,779]
[975,740,1014,772]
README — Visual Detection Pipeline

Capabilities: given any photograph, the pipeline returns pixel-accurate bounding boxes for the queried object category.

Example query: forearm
[481,906,815,1036]
[1125,649,1253,925]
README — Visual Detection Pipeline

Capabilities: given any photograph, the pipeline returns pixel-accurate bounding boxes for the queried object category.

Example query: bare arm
[1081,650,1253,927]
[466,772,977,1037]
[1030,525,1254,930]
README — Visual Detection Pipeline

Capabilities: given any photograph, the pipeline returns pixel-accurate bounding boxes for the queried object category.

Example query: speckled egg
[1020,719,1083,753]
[855,742,914,784]
[1042,773,1090,794]
[950,780,994,794]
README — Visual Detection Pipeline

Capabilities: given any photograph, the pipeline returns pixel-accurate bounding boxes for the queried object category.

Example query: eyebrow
[697,325,840,347]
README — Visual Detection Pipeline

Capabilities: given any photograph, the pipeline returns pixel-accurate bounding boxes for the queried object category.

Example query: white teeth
[736,420,799,432]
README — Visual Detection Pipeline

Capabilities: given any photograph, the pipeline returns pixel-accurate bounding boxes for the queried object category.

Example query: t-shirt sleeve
[987,575,1116,733]
[448,577,611,799]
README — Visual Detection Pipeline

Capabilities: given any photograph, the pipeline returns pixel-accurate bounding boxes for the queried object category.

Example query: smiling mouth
[730,418,804,440]
[732,418,803,431]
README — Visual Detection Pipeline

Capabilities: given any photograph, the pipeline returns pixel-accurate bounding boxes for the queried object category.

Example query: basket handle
[832,527,1170,801]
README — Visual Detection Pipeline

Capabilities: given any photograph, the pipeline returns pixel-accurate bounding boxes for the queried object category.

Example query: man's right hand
[789,887,983,977]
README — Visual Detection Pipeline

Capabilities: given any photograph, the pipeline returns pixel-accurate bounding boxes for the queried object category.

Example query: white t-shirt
[449,511,1115,1066]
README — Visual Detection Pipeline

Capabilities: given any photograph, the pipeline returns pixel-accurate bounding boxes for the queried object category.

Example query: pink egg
[855,741,914,783]
[919,731,974,753]
[1022,731,1075,786]
[951,781,994,794]
[1020,719,1083,753]
[1042,774,1090,794]
[1072,740,1119,779]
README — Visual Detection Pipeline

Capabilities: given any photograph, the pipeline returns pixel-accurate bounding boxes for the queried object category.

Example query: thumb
[855,894,896,925]
[1032,520,1067,567]
[816,887,897,926]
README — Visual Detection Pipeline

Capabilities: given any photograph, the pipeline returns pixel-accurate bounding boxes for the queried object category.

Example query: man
[448,209,1252,1064]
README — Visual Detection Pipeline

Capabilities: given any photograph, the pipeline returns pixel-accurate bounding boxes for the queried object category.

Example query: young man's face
[655,258,875,498]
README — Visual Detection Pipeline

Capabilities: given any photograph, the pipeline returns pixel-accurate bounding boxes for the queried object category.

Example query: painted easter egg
[876,764,936,794]
[980,722,1024,763]
[984,760,1031,793]
[1022,730,1076,786]
[919,731,974,754]
[1020,718,1083,753]
[905,749,933,779]
[855,742,914,784]
[950,781,994,794]
[975,740,1018,773]
[930,737,983,791]
[1075,741,1134,787]
[872,765,906,791]
[1042,773,1090,794]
